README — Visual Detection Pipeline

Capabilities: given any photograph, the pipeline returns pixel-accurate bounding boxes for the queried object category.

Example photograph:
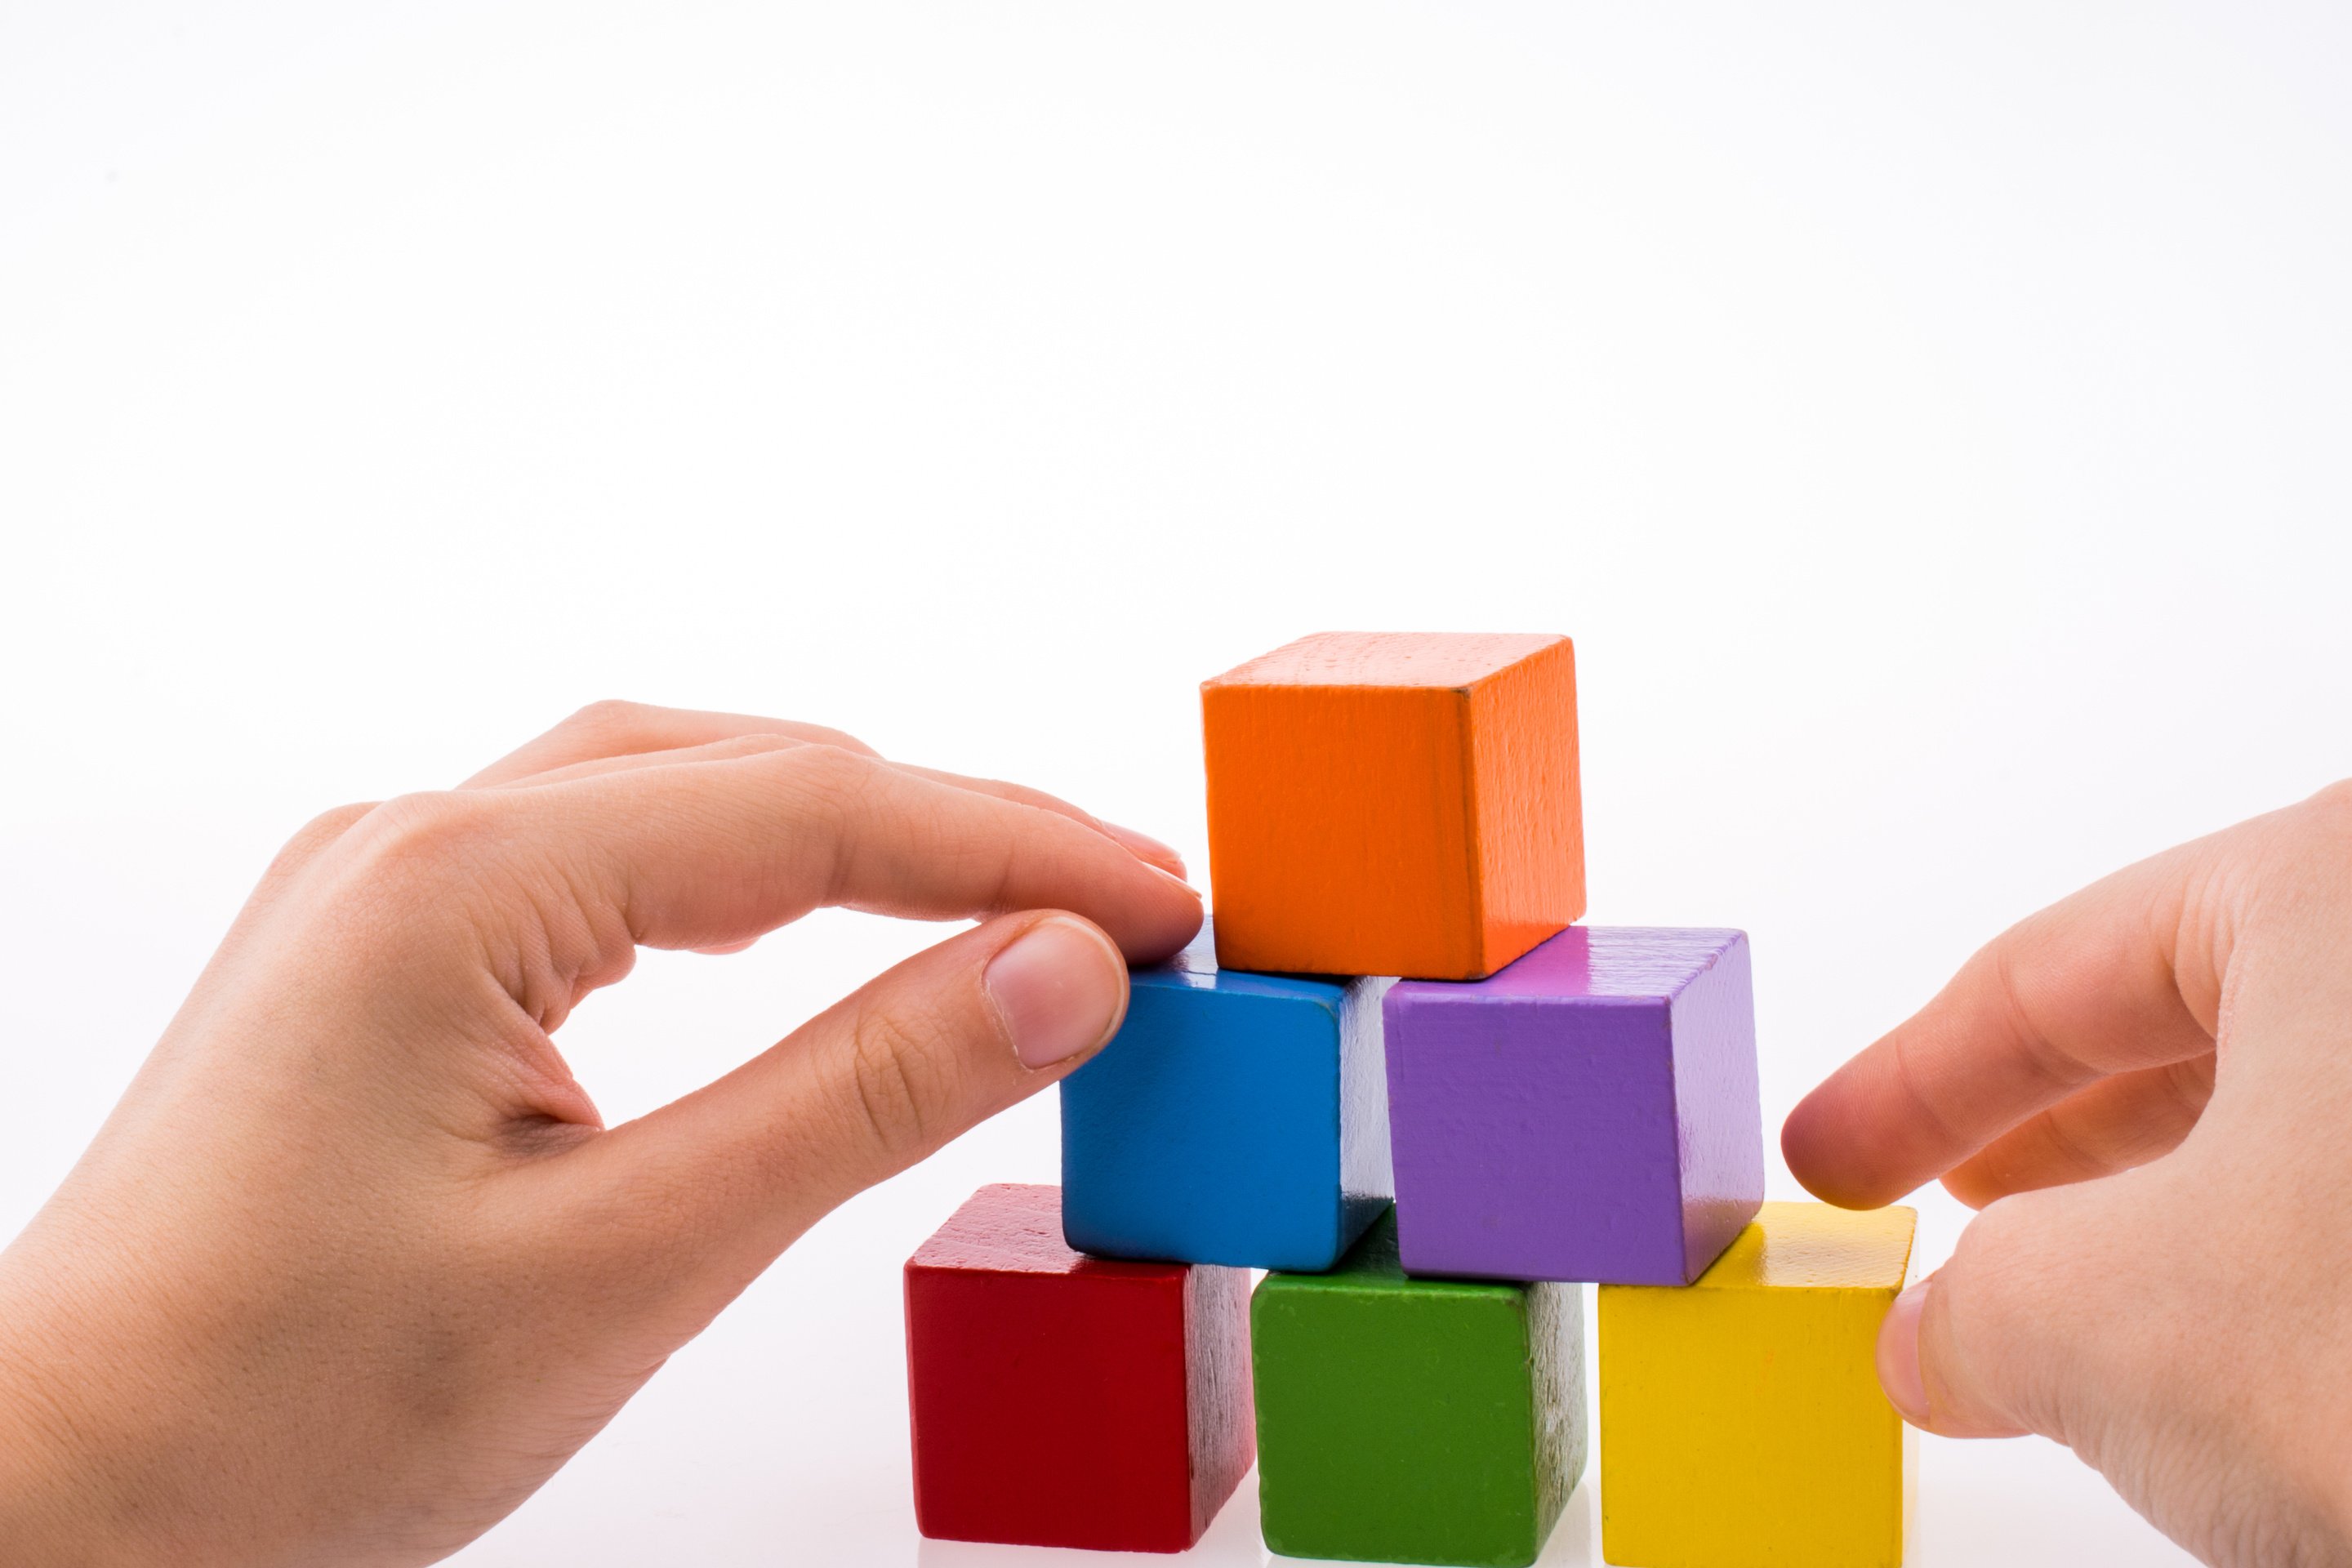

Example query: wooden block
[904,1184,1254,1552]
[1060,924,1393,1271]
[1202,631,1585,981]
[1385,927,1763,1285]
[1252,1208,1587,1567]
[1599,1202,1918,1568]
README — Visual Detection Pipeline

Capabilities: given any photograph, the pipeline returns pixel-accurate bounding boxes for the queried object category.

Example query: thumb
[549,911,1131,1328]
[1876,1183,2136,1444]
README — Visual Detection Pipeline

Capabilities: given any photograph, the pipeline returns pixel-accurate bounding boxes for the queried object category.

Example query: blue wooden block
[1059,928,1394,1272]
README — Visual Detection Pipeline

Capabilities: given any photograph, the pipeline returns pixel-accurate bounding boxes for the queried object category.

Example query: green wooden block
[1251,1208,1588,1567]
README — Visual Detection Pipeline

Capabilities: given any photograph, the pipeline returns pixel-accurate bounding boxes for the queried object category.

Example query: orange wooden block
[1202,632,1585,981]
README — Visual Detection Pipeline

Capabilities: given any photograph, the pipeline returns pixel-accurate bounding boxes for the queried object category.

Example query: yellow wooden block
[1599,1201,1917,1568]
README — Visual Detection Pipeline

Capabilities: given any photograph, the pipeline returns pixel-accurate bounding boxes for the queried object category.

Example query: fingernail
[986,918,1127,1070]
[1148,862,1204,905]
[1099,820,1187,877]
[1878,1277,1932,1426]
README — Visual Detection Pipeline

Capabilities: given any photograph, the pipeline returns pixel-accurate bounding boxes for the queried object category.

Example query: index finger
[379,745,1204,1009]
[1782,835,2226,1209]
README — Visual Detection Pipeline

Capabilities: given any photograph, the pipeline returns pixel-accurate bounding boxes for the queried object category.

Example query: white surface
[5,2,2348,1563]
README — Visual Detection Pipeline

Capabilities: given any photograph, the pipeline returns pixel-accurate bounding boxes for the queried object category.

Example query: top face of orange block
[1209,632,1570,691]
[1201,632,1585,981]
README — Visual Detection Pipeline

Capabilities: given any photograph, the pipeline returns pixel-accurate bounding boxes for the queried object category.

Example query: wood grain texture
[1059,924,1394,1271]
[903,1184,1254,1553]
[1251,1209,1587,1567]
[1598,1202,1917,1568]
[1202,631,1585,981]
[1185,1261,1258,1543]
[1385,927,1764,1285]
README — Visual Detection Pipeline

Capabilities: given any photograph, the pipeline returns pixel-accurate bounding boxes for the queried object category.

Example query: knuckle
[278,791,524,966]
[843,1005,963,1165]
[1953,1188,2036,1268]
[370,787,481,837]
[270,800,381,866]
[710,734,805,760]
[2226,782,2352,921]
[779,741,873,792]
[1940,1187,2100,1419]
[345,790,507,880]
[560,697,659,740]
[2302,777,2352,836]
[798,723,880,759]
[297,800,381,842]
[772,745,881,896]
[1942,1196,2051,1349]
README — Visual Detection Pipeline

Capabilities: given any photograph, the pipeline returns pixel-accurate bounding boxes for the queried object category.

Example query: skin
[2,709,2345,1566]
[0,702,1203,1566]
[1784,780,2352,1566]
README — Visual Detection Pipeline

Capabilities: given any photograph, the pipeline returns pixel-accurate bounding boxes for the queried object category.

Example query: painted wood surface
[1385,927,1764,1285]
[1599,1202,1917,1568]
[1251,1208,1587,1568]
[1201,630,1585,981]
[1060,924,1393,1271]
[903,1184,1254,1553]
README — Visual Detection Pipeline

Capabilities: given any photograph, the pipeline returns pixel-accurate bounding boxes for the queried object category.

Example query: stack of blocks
[903,632,1917,1567]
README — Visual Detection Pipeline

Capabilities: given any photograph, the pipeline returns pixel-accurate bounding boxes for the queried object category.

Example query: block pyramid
[904,632,1916,1568]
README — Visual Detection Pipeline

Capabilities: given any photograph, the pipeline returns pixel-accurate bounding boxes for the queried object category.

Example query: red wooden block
[904,1183,1256,1552]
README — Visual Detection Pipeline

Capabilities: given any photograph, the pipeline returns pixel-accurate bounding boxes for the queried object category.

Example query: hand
[0,702,1201,1566]
[1784,782,2352,1566]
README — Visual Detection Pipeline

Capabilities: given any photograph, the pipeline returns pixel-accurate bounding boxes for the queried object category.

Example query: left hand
[0,701,1202,1566]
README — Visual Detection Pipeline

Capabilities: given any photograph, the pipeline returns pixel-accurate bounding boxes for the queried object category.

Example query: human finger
[368,744,1200,1027]
[880,762,1187,878]
[532,911,1126,1330]
[518,745,1200,957]
[1877,1175,2162,1442]
[486,745,1188,881]
[460,700,875,787]
[1940,1054,2216,1209]
[1783,837,2225,1209]
[480,734,815,791]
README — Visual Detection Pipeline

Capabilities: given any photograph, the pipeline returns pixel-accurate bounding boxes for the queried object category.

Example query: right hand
[1783,782,2352,1566]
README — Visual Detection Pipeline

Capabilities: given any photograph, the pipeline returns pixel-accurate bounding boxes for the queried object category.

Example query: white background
[5,2,2347,1562]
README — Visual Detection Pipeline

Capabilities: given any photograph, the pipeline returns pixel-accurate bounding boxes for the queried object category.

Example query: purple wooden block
[1383,927,1763,1285]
